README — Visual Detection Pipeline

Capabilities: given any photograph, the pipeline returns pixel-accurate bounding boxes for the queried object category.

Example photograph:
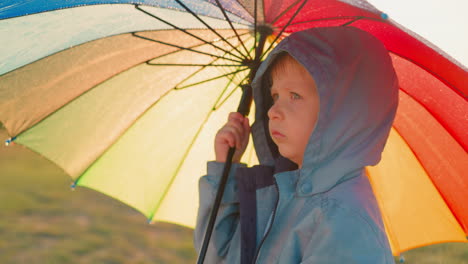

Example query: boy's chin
[278,150,300,166]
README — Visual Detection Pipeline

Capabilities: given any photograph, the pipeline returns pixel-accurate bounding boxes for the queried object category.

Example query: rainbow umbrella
[0,0,466,257]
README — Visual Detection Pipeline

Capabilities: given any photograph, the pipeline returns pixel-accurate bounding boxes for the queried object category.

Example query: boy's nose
[268,102,283,120]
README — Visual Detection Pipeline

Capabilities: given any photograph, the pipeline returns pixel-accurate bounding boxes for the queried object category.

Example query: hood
[251,27,398,196]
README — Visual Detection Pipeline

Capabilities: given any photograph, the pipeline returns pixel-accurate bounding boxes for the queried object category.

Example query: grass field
[0,127,466,263]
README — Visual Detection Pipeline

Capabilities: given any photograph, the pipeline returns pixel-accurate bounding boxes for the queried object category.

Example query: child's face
[268,59,319,168]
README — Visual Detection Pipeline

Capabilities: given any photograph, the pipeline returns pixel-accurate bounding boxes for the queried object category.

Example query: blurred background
[368,0,467,67]
[0,124,195,264]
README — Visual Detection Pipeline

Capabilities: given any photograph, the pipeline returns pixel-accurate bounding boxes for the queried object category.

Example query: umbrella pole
[197,26,271,264]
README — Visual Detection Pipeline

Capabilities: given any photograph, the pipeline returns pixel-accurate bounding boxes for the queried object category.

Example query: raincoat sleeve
[194,161,246,261]
[300,199,394,264]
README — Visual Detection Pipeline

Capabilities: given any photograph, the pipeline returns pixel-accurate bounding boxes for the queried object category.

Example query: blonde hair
[268,52,310,86]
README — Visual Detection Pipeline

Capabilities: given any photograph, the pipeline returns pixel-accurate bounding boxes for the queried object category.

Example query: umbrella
[0,0,466,258]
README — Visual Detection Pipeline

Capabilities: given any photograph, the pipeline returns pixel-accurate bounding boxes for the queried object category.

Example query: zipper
[252,180,280,263]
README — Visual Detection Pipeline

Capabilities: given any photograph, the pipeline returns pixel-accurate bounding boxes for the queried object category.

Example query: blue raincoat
[195,27,398,264]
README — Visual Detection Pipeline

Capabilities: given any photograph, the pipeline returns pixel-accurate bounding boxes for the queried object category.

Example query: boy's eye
[271,93,279,102]
[271,92,301,102]
[291,92,301,99]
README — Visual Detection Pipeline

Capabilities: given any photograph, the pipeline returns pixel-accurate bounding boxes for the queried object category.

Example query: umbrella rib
[63,39,248,189]
[174,0,249,61]
[211,70,239,109]
[131,32,242,63]
[144,31,251,62]
[175,67,249,90]
[173,61,220,90]
[340,16,364,26]
[213,0,252,60]
[219,35,255,108]
[147,101,218,222]
[0,29,242,78]
[269,0,302,25]
[203,0,254,23]
[144,33,252,68]
[134,4,246,62]
[49,38,249,193]
[232,0,252,19]
[290,15,383,26]
[147,71,249,221]
[69,66,211,189]
[227,0,254,23]
[149,70,248,221]
[211,41,256,108]
[260,0,308,61]
[8,31,246,143]
[213,74,250,110]
[172,38,250,89]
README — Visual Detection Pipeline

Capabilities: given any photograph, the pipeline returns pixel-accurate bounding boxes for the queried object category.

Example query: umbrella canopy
[0,0,466,256]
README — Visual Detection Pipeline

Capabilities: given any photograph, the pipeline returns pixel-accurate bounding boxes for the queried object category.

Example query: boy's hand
[215,112,250,163]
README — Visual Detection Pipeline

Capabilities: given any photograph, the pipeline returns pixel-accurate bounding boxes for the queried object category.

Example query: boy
[195,27,397,263]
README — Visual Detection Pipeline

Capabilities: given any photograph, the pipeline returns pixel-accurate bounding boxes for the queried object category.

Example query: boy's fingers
[219,131,234,148]
[220,113,249,148]
[220,128,241,149]
[228,112,244,122]
[226,114,246,134]
[227,135,235,148]
[227,120,244,138]
[227,130,241,149]
[229,113,248,128]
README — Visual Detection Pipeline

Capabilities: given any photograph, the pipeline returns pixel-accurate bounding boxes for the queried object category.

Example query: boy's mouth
[270,129,286,139]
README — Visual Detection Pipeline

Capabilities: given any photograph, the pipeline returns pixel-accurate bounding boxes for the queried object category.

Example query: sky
[368,0,467,68]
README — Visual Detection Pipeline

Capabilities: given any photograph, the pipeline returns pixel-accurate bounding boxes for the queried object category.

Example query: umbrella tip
[380,12,389,20]
[5,136,17,146]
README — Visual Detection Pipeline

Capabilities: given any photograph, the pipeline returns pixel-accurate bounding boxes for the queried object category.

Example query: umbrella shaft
[197,28,271,264]
[197,147,236,264]
[249,25,272,83]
